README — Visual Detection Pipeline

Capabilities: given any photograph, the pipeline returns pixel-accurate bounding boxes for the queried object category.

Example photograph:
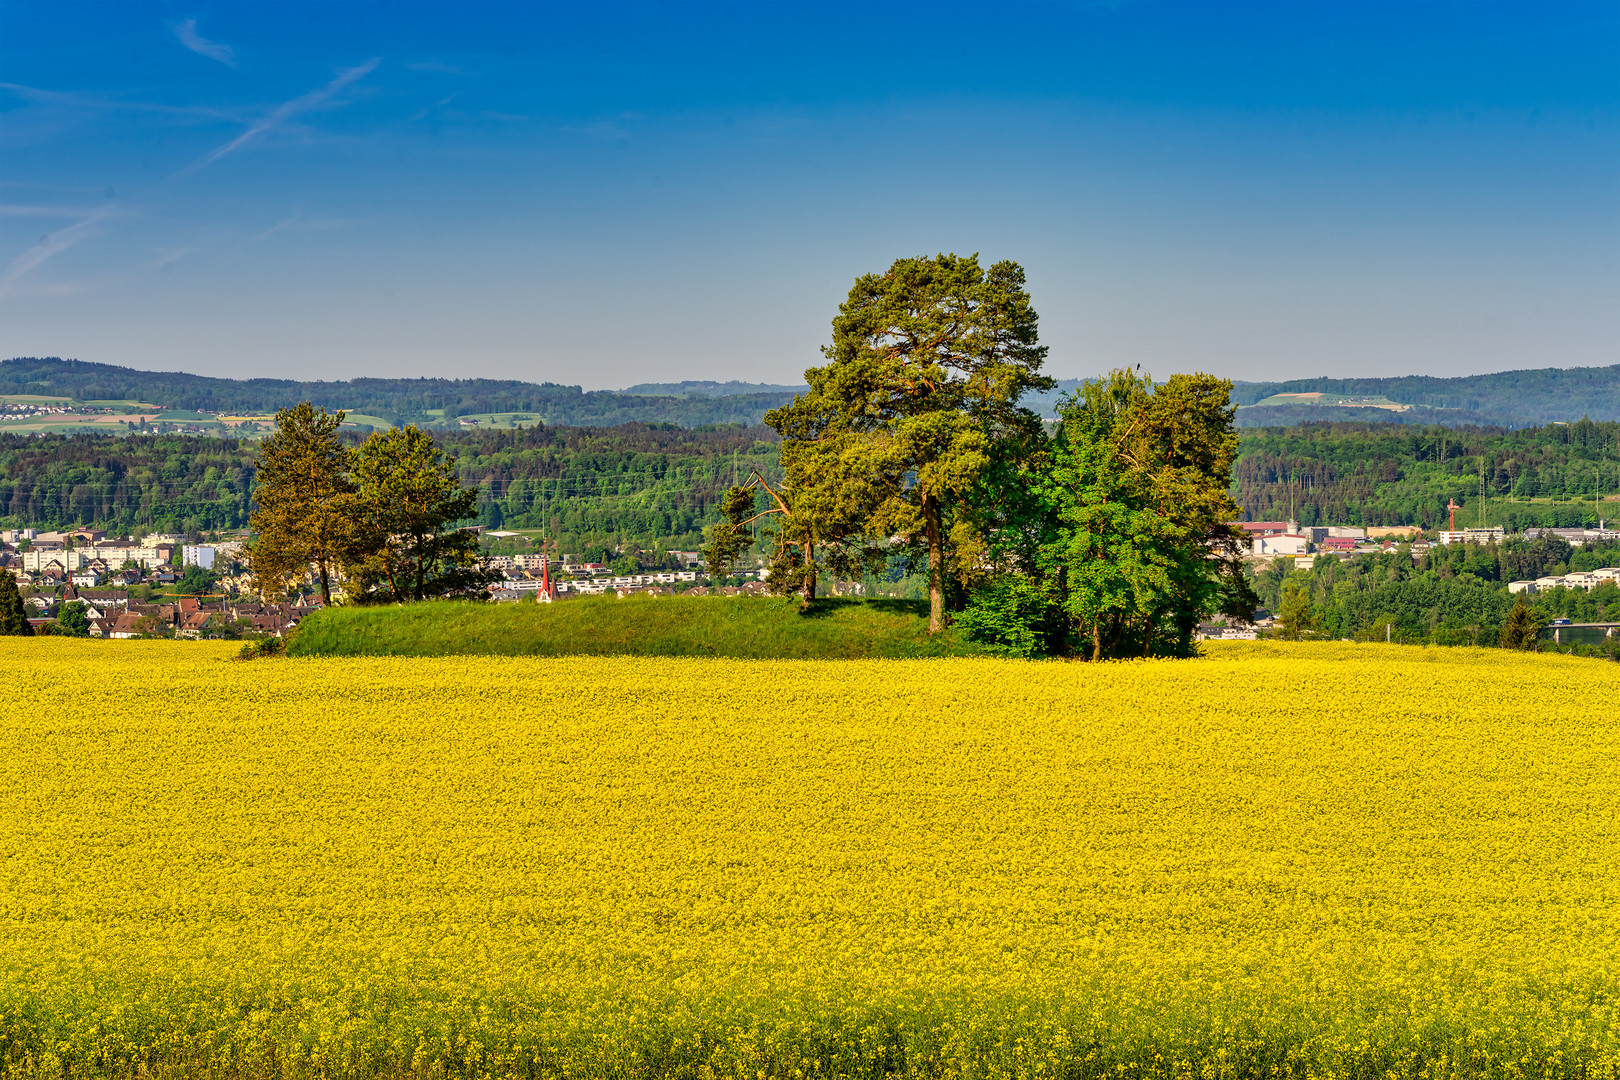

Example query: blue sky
[2,1,1616,389]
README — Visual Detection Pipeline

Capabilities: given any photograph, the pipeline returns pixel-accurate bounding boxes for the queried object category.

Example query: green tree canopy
[0,574,31,636]
[1498,596,1546,650]
[54,600,90,638]
[343,426,497,603]
[1277,580,1317,641]
[766,254,1053,632]
[248,403,354,605]
[1039,369,1257,659]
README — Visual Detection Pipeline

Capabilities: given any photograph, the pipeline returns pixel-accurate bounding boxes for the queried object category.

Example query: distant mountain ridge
[6,357,1616,431]
[0,358,799,429]
[1027,364,1620,427]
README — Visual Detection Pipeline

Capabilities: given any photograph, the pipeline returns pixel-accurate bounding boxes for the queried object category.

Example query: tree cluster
[705,254,1255,658]
[248,405,498,605]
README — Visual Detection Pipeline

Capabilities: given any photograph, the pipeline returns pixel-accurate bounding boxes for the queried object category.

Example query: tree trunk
[1091,618,1103,662]
[924,495,944,633]
[317,558,332,606]
[1141,613,1155,658]
[801,541,815,610]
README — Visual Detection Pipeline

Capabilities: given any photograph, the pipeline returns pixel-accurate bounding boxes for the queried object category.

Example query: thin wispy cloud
[0,206,118,299]
[174,19,237,67]
[152,246,197,271]
[247,208,303,246]
[0,81,245,121]
[410,92,459,123]
[173,58,381,177]
[0,204,106,218]
[1,61,382,299]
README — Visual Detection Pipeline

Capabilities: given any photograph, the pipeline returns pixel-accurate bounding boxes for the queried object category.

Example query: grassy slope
[289,595,985,659]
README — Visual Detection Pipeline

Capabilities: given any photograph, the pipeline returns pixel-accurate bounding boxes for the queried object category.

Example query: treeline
[0,357,797,428]
[7,418,1616,545]
[1252,535,1620,650]
[0,424,780,552]
[0,433,255,534]
[1238,419,1620,529]
[1017,364,1620,428]
[447,423,780,549]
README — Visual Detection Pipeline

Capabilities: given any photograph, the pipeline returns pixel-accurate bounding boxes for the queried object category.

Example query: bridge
[1543,622,1619,645]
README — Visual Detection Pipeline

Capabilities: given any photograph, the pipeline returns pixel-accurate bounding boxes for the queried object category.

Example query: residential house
[177,611,212,639]
[108,613,152,639]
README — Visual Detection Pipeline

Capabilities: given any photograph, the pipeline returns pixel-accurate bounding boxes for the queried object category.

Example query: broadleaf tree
[1037,369,1257,659]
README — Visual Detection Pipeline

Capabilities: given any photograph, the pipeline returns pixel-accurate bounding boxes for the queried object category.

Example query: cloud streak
[0,206,118,299]
[174,19,237,67]
[173,58,381,177]
[1,61,381,298]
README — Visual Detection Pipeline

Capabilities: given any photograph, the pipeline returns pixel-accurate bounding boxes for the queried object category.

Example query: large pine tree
[766,254,1052,632]
[247,403,355,605]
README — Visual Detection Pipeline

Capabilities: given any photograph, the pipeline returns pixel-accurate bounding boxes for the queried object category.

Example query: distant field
[447,411,547,429]
[339,412,394,429]
[290,595,982,659]
[2,639,1616,1077]
[0,393,74,405]
[1247,391,1412,411]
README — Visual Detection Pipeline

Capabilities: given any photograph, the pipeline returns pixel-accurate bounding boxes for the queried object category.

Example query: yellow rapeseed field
[1,638,1617,1079]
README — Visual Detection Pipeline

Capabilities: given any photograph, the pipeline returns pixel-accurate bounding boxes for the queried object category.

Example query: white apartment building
[23,548,88,572]
[182,545,216,569]
[1436,526,1507,546]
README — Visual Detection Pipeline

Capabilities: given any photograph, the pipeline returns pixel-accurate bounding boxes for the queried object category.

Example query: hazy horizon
[3,2,1616,391]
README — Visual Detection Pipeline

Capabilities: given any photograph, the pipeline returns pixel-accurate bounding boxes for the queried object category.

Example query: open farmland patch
[1,640,1617,1078]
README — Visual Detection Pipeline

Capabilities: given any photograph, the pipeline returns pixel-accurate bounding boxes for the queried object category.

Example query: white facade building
[1256,534,1310,556]
[182,545,217,569]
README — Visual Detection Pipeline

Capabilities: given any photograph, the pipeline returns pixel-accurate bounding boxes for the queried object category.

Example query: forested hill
[1022,364,1620,428]
[4,418,1616,542]
[10,357,1616,430]
[0,357,798,428]
[0,424,780,550]
[1238,419,1619,530]
[1230,364,1620,427]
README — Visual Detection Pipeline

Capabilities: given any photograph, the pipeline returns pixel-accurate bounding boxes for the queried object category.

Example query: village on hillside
[5,517,1616,642]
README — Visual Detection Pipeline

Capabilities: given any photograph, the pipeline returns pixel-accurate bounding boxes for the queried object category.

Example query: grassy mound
[288,595,984,659]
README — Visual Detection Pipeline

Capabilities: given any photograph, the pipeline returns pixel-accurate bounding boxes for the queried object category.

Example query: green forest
[0,423,779,553]
[1249,534,1620,653]
[5,419,1615,542]
[1239,419,1620,529]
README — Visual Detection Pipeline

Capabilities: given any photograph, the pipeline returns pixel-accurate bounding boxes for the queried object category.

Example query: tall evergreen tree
[0,573,31,636]
[766,254,1052,632]
[1277,580,1317,641]
[248,403,355,605]
[1498,596,1545,650]
[343,426,498,602]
